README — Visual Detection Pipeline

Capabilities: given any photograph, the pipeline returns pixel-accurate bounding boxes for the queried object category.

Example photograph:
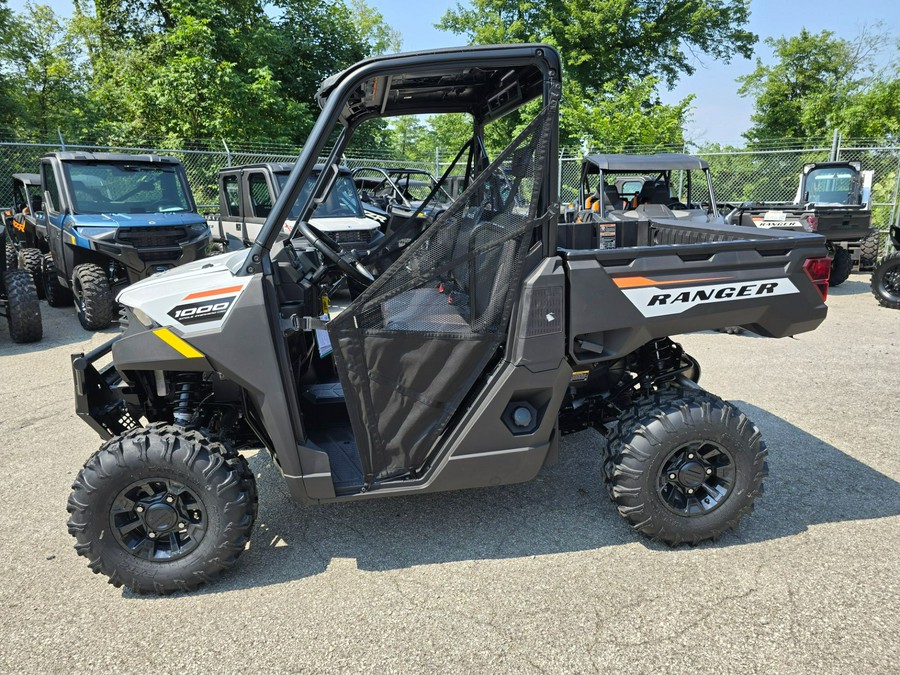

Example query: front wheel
[871,252,900,310]
[604,390,767,545]
[72,263,114,330]
[67,424,258,594]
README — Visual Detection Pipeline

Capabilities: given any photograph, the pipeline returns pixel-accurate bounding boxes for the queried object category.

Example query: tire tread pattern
[67,423,258,594]
[73,263,114,330]
[17,247,44,299]
[602,389,767,546]
[3,268,42,342]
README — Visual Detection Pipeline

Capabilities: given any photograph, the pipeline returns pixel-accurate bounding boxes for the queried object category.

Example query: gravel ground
[0,273,897,674]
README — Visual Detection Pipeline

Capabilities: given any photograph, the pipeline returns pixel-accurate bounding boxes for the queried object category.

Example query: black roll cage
[245,44,562,271]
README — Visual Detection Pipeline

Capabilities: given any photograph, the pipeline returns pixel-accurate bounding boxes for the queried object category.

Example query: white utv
[68,45,831,593]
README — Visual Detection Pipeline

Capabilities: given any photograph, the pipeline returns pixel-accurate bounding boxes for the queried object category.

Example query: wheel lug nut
[165,496,175,504]
[148,532,157,539]
[135,505,144,513]
[687,488,694,494]
[179,522,186,530]
[706,468,713,475]
[687,453,694,460]
[669,473,677,480]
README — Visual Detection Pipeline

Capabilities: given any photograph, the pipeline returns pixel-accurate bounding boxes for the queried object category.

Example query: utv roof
[12,173,40,185]
[222,163,351,176]
[315,43,558,124]
[45,151,182,165]
[583,153,710,172]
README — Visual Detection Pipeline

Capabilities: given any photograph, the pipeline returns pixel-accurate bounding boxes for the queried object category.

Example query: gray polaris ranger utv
[68,45,831,594]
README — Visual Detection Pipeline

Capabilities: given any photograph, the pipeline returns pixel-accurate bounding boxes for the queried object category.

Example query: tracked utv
[67,45,831,594]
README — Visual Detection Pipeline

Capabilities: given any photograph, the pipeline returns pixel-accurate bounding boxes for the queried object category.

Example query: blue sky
[11,0,898,144]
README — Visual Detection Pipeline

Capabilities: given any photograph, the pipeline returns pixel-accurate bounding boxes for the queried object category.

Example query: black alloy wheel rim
[110,478,208,561]
[878,264,900,297]
[657,441,735,516]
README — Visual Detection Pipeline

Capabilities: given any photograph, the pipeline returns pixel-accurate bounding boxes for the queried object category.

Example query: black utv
[68,45,831,594]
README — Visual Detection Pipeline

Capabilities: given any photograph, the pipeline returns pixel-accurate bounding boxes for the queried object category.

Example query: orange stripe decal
[183,284,245,301]
[613,276,732,289]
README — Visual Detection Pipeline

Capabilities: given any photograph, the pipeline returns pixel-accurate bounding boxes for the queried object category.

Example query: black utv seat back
[638,180,671,205]
[603,184,620,210]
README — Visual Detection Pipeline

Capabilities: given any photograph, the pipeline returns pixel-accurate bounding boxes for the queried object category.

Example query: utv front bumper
[72,336,137,440]
[82,232,209,284]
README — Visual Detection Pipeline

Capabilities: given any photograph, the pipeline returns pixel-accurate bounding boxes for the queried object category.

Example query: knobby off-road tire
[828,246,852,287]
[3,269,42,343]
[72,263,114,330]
[67,424,258,594]
[859,232,881,271]
[603,390,767,546]
[17,247,44,299]
[870,252,900,310]
[4,240,16,271]
[42,253,72,307]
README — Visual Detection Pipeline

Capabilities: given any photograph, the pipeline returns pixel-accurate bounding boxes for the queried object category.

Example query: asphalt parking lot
[0,272,897,674]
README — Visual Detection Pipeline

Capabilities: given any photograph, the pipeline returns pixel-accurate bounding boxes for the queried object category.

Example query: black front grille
[118,227,187,248]
[330,229,374,245]
[138,249,181,263]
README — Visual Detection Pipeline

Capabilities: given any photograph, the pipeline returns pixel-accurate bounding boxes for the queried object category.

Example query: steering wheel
[295,219,376,286]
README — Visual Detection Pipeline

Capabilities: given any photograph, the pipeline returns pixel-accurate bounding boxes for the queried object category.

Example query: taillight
[804,215,818,232]
[804,256,831,300]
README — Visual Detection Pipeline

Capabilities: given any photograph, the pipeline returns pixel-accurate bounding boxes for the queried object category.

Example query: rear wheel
[42,253,72,307]
[859,232,881,270]
[67,424,258,594]
[3,268,42,343]
[828,245,852,287]
[17,247,44,299]
[871,252,900,310]
[604,390,767,545]
[72,263,113,330]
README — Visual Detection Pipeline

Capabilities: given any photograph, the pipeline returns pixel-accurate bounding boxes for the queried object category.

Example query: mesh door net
[327,108,552,481]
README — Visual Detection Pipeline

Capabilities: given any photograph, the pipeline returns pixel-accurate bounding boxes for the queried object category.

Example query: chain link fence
[3,136,898,241]
[557,139,900,242]
[0,140,437,212]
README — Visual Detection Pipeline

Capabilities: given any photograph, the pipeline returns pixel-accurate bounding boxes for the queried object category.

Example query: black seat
[638,181,671,205]
[603,184,620,210]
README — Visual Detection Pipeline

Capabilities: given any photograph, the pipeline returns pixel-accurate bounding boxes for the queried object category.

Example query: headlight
[186,223,211,238]
[75,226,117,240]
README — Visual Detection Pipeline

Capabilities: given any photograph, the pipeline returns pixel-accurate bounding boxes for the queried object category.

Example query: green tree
[68,0,400,146]
[2,2,92,141]
[440,0,755,93]
[0,0,20,134]
[563,77,692,150]
[738,27,900,143]
[349,0,402,55]
[438,0,755,149]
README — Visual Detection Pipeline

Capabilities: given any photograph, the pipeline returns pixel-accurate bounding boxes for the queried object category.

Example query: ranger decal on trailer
[614,276,800,318]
